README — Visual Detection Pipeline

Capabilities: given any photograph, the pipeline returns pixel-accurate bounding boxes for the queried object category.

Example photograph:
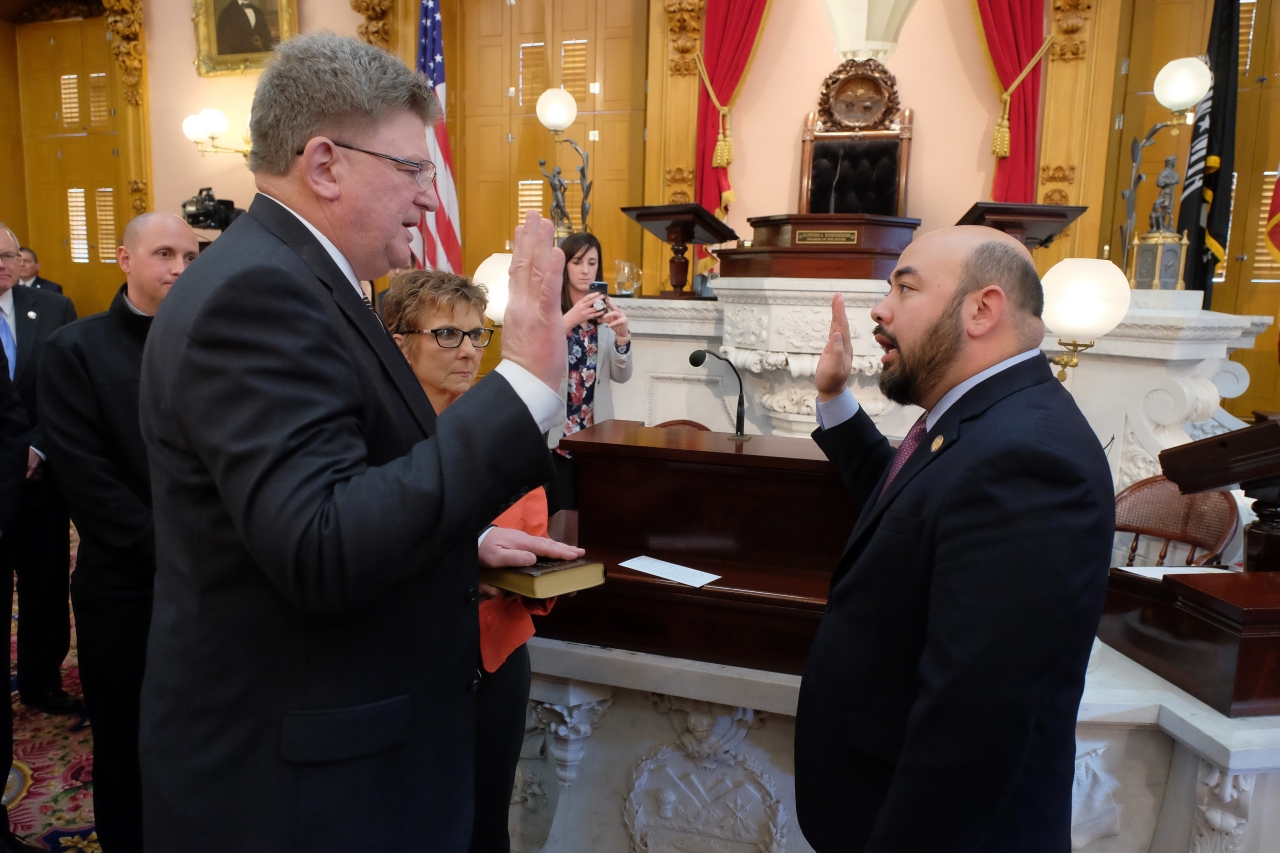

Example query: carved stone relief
[350,0,393,50]
[723,306,768,348]
[1191,761,1254,853]
[1116,422,1162,491]
[1050,0,1091,61]
[624,696,787,853]
[665,0,704,77]
[775,307,837,352]
[533,696,613,786]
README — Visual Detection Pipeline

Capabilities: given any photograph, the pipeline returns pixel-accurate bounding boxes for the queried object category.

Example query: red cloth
[479,488,555,673]
[974,0,1044,203]
[695,0,770,219]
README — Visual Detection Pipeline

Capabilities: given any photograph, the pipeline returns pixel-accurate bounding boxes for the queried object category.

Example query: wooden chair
[654,420,709,431]
[1114,474,1238,567]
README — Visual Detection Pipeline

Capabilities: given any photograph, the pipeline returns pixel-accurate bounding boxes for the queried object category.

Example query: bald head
[117,213,199,316]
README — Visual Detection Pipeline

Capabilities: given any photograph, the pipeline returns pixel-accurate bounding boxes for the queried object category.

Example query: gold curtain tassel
[992,99,1011,159]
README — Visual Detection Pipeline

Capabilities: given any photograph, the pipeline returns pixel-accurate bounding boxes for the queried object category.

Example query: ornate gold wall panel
[351,0,393,49]
[1033,0,1123,273]
[640,0,703,294]
[104,0,150,217]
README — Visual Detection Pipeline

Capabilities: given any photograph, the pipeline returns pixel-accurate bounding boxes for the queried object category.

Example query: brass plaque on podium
[795,230,859,245]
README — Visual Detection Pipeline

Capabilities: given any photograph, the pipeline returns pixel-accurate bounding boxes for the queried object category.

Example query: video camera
[181,188,244,232]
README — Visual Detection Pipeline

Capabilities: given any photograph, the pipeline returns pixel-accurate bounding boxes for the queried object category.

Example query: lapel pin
[931,436,943,452]
[26,311,35,319]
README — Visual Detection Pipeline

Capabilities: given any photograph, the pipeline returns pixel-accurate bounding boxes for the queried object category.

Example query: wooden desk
[536,421,858,674]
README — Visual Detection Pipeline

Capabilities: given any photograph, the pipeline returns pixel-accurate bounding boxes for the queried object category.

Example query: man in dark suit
[216,0,275,54]
[138,34,577,852]
[0,227,59,853]
[39,213,199,853]
[795,226,1115,853]
[15,249,63,294]
[0,227,79,716]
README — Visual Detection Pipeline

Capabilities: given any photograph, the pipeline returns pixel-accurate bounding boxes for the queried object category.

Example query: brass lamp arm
[1049,339,1095,381]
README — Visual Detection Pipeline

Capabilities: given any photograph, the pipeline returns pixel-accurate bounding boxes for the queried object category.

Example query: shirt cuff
[30,446,45,461]
[815,387,860,430]
[494,359,564,435]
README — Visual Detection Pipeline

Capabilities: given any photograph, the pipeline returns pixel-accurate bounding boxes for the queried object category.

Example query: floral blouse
[558,323,631,457]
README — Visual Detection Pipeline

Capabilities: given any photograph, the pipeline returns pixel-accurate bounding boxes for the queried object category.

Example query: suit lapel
[831,355,1057,585]
[12,286,37,384]
[246,195,438,437]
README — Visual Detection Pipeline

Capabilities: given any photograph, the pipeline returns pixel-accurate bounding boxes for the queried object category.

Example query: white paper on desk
[1118,565,1233,581]
[619,556,720,588]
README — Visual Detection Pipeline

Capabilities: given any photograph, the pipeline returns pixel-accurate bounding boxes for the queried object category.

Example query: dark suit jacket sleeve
[811,407,895,506]
[39,336,153,564]
[163,264,554,616]
[26,295,79,456]
[864,443,1111,849]
[0,350,30,531]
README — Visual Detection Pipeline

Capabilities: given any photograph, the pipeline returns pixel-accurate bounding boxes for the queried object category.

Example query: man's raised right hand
[815,293,853,402]
[502,212,568,391]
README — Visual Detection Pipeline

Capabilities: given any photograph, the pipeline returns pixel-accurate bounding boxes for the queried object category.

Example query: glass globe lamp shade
[1153,57,1212,113]
[474,253,513,325]
[198,108,229,139]
[182,114,210,143]
[1041,258,1132,342]
[536,88,578,132]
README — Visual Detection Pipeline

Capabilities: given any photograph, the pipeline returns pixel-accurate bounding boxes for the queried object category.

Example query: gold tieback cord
[992,34,1055,159]
[695,53,733,168]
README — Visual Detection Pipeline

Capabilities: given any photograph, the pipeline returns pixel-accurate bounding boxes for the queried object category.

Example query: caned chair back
[1113,475,1238,567]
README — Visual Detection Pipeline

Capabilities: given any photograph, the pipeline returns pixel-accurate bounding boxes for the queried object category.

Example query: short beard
[877,305,965,407]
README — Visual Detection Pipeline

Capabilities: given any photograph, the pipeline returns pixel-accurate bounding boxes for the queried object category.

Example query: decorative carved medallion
[1043,188,1071,205]
[1040,165,1077,185]
[624,696,787,853]
[103,0,144,105]
[351,0,393,50]
[16,1,104,22]
[723,306,768,348]
[665,0,704,77]
[815,59,900,132]
[1192,761,1254,853]
[1050,0,1091,62]
[667,167,695,205]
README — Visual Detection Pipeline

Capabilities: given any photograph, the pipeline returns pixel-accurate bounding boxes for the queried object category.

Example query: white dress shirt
[0,288,16,346]
[266,194,564,434]
[17,278,34,287]
[239,1,257,28]
[816,348,1043,432]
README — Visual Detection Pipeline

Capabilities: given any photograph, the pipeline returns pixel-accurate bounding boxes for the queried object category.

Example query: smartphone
[589,281,609,297]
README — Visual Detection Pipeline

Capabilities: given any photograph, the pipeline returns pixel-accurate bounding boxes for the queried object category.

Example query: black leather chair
[798,108,913,217]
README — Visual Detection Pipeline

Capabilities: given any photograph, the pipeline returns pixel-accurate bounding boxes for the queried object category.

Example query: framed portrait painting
[193,0,299,77]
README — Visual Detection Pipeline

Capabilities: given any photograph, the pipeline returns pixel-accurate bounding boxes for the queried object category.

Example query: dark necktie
[879,415,927,498]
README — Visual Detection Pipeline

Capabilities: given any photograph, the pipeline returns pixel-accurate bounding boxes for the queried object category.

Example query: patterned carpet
[2,528,98,851]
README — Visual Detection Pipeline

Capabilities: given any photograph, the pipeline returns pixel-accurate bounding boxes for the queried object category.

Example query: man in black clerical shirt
[216,0,275,55]
[39,213,199,853]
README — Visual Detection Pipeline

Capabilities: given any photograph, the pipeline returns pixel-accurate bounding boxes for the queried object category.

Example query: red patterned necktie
[879,415,927,498]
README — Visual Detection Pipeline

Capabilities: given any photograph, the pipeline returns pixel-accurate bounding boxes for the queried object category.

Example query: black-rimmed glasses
[403,327,494,348]
[328,141,437,189]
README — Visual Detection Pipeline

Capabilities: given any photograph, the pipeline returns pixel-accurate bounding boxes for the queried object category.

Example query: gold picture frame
[193,0,299,77]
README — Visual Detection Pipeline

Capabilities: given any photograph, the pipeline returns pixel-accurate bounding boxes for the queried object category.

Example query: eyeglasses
[331,141,437,189]
[0,252,20,265]
[403,327,494,348]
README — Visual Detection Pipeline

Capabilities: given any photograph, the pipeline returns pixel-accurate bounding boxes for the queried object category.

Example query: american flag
[410,0,462,273]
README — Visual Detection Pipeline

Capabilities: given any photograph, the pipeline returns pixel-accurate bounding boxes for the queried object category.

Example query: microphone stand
[689,349,750,441]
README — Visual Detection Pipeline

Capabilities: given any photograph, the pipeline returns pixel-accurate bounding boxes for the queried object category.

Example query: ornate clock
[815,59,901,132]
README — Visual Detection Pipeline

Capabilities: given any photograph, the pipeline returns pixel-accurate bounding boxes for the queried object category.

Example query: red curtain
[696,0,771,218]
[973,0,1044,203]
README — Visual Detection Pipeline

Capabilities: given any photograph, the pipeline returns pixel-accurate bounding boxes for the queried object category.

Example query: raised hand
[815,293,853,401]
[502,211,568,390]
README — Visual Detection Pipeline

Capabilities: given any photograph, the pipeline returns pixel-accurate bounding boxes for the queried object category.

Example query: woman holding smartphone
[546,232,633,512]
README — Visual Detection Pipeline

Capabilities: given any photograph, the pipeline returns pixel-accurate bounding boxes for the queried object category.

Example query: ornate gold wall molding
[1049,0,1091,62]
[666,166,694,203]
[1034,0,1120,273]
[665,0,703,76]
[352,0,393,50]
[104,0,143,105]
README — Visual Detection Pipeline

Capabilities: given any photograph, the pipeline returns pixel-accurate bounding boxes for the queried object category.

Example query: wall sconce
[1042,258,1132,381]
[535,88,591,241]
[473,253,512,327]
[182,108,250,160]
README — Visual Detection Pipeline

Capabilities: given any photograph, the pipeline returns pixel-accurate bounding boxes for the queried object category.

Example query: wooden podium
[1097,420,1280,717]
[715,213,919,279]
[536,421,860,674]
[956,201,1087,250]
[622,203,738,298]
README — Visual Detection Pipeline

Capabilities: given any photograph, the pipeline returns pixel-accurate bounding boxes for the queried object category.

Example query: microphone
[689,349,748,440]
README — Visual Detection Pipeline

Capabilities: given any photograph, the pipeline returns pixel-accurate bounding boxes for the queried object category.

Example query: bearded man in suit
[138,33,579,853]
[795,227,1115,853]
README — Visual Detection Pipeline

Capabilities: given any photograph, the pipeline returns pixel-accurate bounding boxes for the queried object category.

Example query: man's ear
[116,245,131,275]
[299,137,342,203]
[966,284,1007,338]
